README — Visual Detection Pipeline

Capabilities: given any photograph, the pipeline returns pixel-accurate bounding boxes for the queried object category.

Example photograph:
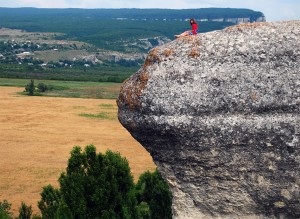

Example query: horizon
[0,0,299,22]
[0,7,264,11]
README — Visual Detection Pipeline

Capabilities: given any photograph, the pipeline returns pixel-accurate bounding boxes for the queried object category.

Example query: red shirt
[191,23,198,35]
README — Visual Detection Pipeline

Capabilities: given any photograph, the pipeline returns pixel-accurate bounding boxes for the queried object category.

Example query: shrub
[37,83,48,92]
[18,202,33,219]
[38,185,61,219]
[0,200,13,219]
[24,79,35,96]
[39,145,138,219]
[136,170,173,219]
[36,145,173,219]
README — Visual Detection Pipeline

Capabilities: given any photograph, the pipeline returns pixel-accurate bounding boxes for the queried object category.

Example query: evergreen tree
[0,200,13,219]
[136,170,173,219]
[18,202,33,219]
[25,79,35,96]
[37,145,172,219]
[39,145,138,219]
[38,185,61,219]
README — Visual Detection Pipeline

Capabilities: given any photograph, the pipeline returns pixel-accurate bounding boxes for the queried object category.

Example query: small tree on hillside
[25,79,35,96]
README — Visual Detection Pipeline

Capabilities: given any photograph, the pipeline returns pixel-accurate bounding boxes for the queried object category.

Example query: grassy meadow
[0,78,123,99]
[0,80,155,215]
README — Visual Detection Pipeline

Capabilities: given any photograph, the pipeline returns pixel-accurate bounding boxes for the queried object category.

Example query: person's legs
[175,31,190,38]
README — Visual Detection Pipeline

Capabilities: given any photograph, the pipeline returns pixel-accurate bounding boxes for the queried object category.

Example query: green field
[0,63,137,82]
[0,78,122,99]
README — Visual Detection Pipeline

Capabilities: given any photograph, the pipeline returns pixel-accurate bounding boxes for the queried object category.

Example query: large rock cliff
[117,21,300,218]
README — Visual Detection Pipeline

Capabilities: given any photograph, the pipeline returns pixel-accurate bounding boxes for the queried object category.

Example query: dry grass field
[0,86,156,215]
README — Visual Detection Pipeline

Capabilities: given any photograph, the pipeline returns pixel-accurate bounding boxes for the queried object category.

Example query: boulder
[117,21,300,218]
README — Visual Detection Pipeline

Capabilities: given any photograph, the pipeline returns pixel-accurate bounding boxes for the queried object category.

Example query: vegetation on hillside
[0,8,246,53]
[0,78,122,99]
[0,8,264,49]
[0,38,138,83]
[0,8,264,21]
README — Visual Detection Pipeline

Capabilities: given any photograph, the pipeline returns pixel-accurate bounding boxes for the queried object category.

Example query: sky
[0,0,299,22]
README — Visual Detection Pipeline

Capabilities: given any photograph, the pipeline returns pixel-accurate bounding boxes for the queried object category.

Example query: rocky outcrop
[209,16,266,24]
[117,21,300,218]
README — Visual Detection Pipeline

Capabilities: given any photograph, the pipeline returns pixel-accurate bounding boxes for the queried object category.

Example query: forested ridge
[0,7,264,20]
[0,8,264,50]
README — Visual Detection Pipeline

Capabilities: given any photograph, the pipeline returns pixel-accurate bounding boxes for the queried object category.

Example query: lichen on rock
[118,21,300,219]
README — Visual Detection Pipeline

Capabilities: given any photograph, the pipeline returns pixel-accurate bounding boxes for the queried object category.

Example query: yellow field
[0,86,155,215]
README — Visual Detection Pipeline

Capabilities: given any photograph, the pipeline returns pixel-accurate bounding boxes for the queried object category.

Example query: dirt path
[0,87,155,215]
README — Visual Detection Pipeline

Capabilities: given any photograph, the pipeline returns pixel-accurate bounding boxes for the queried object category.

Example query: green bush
[18,202,33,219]
[136,170,173,219]
[38,185,61,219]
[37,83,48,92]
[136,202,151,219]
[37,145,173,219]
[0,200,13,219]
[24,79,35,96]
[38,145,138,219]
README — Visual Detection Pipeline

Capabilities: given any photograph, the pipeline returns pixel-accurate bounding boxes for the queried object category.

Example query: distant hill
[0,7,265,21]
[0,8,265,52]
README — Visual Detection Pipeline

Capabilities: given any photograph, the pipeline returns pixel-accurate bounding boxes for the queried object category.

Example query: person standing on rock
[175,18,199,38]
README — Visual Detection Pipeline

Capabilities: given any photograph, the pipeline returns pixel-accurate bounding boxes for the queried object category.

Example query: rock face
[117,21,300,218]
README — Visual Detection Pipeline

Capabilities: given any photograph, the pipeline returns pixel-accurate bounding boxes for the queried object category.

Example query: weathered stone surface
[117,21,300,218]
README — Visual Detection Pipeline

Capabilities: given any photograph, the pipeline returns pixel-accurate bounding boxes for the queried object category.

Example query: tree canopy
[38,145,172,219]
